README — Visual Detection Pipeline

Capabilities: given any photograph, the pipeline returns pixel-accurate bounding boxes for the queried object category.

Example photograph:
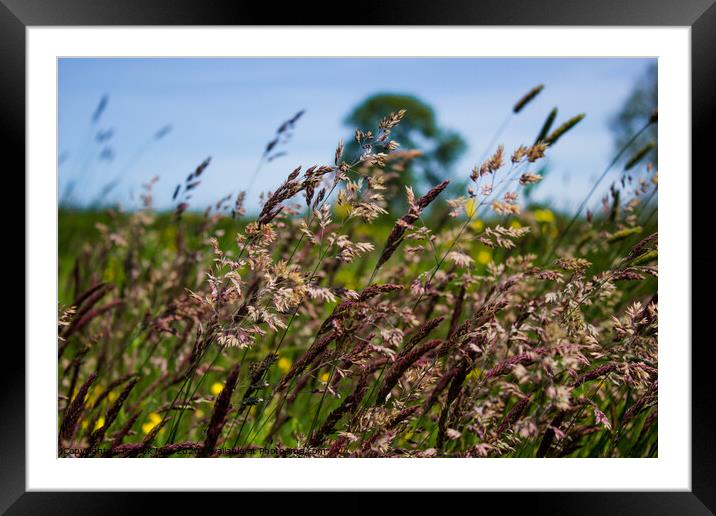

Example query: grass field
[58,107,658,458]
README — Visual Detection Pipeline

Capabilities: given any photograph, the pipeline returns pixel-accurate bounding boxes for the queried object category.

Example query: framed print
[4,0,714,512]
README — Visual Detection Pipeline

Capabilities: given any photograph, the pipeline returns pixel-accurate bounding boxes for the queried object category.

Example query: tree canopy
[344,93,467,206]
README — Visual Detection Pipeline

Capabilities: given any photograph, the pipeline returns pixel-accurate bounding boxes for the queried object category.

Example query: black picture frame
[4,0,713,512]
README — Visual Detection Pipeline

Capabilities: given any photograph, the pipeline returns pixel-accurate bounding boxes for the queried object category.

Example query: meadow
[58,93,658,458]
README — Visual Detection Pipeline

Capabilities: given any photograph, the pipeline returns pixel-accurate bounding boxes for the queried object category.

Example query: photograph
[3,1,708,506]
[56,56,659,459]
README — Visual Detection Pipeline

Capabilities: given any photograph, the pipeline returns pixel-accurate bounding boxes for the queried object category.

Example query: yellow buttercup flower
[142,412,162,434]
[534,208,555,224]
[277,357,292,374]
[87,386,104,407]
[470,218,484,232]
[477,249,492,265]
[319,372,330,383]
[210,382,224,396]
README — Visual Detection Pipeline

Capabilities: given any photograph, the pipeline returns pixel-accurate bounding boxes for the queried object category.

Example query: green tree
[344,93,467,207]
[610,62,657,166]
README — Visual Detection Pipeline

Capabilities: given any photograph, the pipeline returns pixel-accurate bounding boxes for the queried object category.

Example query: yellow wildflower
[210,382,223,396]
[87,386,104,407]
[470,218,484,232]
[509,219,522,229]
[534,208,555,224]
[142,412,162,434]
[477,249,492,265]
[319,372,330,383]
[94,416,105,431]
[277,357,292,374]
[195,409,205,419]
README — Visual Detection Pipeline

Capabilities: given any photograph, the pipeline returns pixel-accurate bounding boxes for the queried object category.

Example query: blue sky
[58,57,654,212]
